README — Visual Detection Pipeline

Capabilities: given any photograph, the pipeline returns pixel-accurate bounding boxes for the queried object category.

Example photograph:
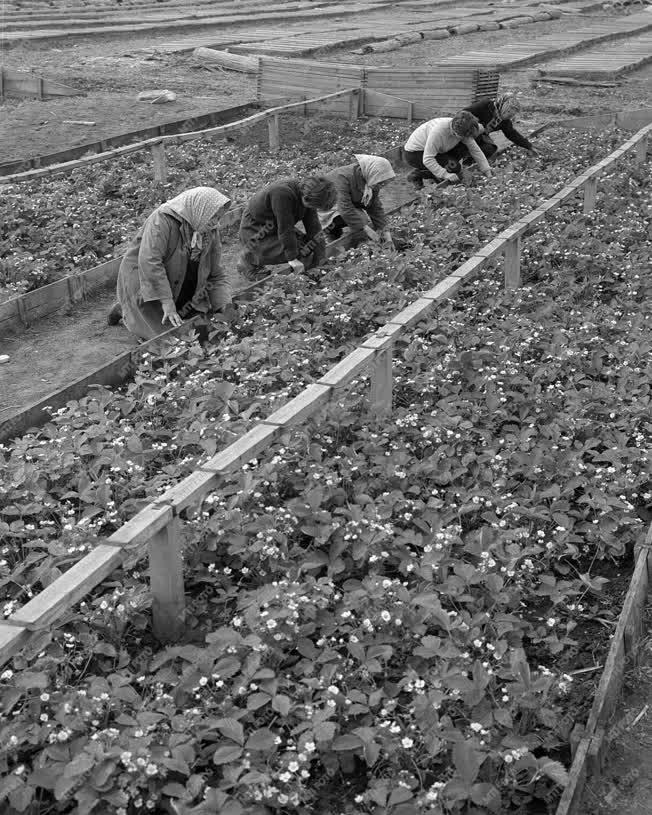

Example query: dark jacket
[240,180,322,262]
[326,163,387,232]
[464,99,532,151]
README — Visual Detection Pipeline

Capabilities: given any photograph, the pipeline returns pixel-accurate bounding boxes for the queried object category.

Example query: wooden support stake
[37,77,44,101]
[16,295,30,328]
[302,94,307,117]
[370,345,393,416]
[0,68,4,101]
[148,518,186,643]
[349,90,359,122]
[583,177,598,213]
[635,135,647,166]
[504,235,521,290]
[407,101,414,127]
[268,114,280,152]
[150,142,167,184]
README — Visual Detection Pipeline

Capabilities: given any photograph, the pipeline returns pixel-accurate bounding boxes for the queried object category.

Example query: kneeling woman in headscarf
[111,186,233,340]
[322,154,396,249]
[463,93,536,161]
[236,175,337,280]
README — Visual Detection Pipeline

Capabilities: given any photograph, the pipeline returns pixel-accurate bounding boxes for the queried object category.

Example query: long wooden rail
[0,121,649,668]
[0,87,362,185]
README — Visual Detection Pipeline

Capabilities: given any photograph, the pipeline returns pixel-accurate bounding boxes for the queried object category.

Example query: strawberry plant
[0,136,649,815]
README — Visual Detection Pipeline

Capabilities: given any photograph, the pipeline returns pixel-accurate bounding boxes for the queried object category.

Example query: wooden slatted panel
[258,58,496,119]
[0,67,83,98]
[440,11,652,71]
[257,57,363,115]
[540,32,652,80]
[367,66,486,116]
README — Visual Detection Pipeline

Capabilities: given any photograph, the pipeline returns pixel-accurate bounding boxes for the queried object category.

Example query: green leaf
[331,734,363,751]
[314,721,337,742]
[272,694,291,716]
[213,744,243,765]
[246,692,271,711]
[64,753,95,778]
[453,740,484,786]
[215,718,244,745]
[539,759,569,787]
[246,728,277,752]
[14,671,48,690]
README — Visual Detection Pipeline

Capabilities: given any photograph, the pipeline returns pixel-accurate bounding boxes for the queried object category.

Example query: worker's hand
[162,301,183,328]
[446,172,460,184]
[214,302,239,323]
[381,230,394,246]
[527,145,539,157]
[364,225,381,243]
[288,259,305,274]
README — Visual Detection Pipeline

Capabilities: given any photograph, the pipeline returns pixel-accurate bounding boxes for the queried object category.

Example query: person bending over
[404,110,491,188]
[322,154,396,249]
[108,186,233,340]
[236,175,337,281]
[462,92,536,162]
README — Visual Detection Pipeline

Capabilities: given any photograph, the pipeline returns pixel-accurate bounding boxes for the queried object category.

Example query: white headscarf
[160,186,231,256]
[354,154,395,206]
[495,93,521,121]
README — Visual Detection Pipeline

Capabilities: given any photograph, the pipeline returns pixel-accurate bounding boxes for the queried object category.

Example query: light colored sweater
[404,117,491,181]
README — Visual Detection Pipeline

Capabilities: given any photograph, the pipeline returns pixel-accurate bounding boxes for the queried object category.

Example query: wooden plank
[0,623,30,667]
[262,383,332,427]
[106,503,175,548]
[149,518,186,643]
[10,545,123,629]
[201,422,283,473]
[151,469,218,515]
[318,345,377,388]
[504,235,521,290]
[421,274,464,300]
[387,297,435,328]
[475,237,506,260]
[584,548,649,735]
[369,345,393,416]
[555,737,591,815]
[361,322,403,352]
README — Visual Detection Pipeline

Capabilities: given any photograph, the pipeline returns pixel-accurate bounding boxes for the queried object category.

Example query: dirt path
[0,177,418,418]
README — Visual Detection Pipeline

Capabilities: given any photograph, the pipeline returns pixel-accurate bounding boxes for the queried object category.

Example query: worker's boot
[406,169,424,189]
[107,302,123,325]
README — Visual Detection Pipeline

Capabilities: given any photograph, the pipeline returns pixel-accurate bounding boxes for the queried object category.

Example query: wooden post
[268,114,280,152]
[583,177,598,213]
[635,135,647,166]
[37,77,44,101]
[148,518,186,643]
[504,235,521,290]
[407,101,414,127]
[16,296,30,328]
[0,68,4,101]
[151,142,167,183]
[349,90,359,122]
[302,94,308,117]
[370,345,393,416]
